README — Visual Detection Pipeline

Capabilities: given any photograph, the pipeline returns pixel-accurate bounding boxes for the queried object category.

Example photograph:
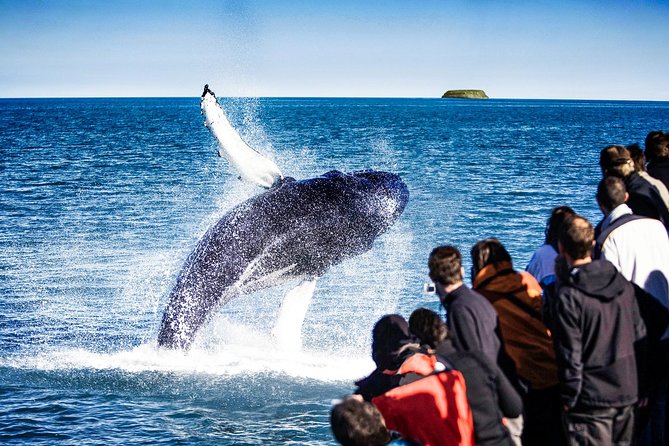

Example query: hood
[473,261,542,299]
[371,314,418,371]
[566,260,628,301]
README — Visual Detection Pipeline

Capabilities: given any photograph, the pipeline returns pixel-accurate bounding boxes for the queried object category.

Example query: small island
[441,90,489,99]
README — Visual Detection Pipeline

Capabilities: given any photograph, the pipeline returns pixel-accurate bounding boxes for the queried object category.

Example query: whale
[157,85,409,350]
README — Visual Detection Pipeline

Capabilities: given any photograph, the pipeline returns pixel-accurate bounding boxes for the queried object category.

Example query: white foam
[1,340,374,382]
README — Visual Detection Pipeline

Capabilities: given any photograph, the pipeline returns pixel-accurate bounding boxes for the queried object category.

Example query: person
[627,143,669,210]
[330,397,419,446]
[409,308,523,446]
[595,176,669,445]
[600,144,669,230]
[595,176,669,313]
[470,238,563,446]
[354,314,421,401]
[645,130,669,191]
[526,206,576,287]
[355,314,475,446]
[553,215,647,446]
[427,246,517,380]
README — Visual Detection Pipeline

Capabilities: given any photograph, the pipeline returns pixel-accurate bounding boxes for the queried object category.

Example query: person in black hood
[554,214,647,446]
[354,314,421,401]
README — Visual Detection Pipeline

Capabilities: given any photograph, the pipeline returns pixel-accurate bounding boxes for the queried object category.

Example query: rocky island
[442,90,489,99]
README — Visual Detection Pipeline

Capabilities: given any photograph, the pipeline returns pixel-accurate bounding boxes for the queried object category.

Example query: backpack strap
[594,213,647,259]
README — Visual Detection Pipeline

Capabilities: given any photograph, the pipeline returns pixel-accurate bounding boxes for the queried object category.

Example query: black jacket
[625,171,669,229]
[554,260,646,410]
[436,340,522,446]
[647,157,669,192]
[441,285,519,389]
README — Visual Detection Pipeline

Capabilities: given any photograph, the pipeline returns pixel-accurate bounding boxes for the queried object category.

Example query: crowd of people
[330,130,669,446]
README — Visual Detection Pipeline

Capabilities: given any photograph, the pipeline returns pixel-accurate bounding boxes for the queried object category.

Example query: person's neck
[570,257,592,268]
[443,281,463,294]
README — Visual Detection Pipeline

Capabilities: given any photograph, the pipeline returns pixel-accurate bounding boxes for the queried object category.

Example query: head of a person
[470,238,512,279]
[330,398,391,446]
[544,206,576,247]
[558,215,594,263]
[371,314,418,372]
[599,145,634,178]
[645,130,669,162]
[428,245,463,286]
[596,176,627,215]
[408,308,448,349]
[626,143,646,172]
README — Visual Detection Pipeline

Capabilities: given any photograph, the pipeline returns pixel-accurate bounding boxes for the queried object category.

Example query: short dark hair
[544,206,576,246]
[597,176,626,213]
[470,238,512,277]
[645,130,669,161]
[558,215,594,260]
[428,245,463,285]
[330,398,391,446]
[409,308,448,349]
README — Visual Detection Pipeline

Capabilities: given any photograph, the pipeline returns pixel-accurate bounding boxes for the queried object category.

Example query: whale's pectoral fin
[271,279,318,351]
[200,84,283,189]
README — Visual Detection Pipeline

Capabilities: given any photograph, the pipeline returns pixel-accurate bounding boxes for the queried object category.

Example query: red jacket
[372,353,475,446]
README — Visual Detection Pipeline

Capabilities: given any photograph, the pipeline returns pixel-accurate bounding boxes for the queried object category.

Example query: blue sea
[1,96,668,444]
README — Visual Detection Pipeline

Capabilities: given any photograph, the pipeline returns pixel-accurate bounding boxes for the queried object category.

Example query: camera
[423,282,436,294]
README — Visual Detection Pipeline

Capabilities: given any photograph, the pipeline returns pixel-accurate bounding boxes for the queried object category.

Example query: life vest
[372,353,475,446]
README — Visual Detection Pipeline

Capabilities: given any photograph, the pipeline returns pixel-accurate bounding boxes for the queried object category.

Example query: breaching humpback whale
[157,85,409,350]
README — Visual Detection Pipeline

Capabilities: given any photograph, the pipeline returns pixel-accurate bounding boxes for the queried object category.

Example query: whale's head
[305,170,409,240]
[349,170,409,229]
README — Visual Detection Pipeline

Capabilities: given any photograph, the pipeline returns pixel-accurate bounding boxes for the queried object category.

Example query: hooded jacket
[355,314,420,401]
[473,261,559,390]
[371,352,475,446]
[554,260,646,410]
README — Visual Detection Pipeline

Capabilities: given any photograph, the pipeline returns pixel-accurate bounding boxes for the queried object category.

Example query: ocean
[1,97,668,444]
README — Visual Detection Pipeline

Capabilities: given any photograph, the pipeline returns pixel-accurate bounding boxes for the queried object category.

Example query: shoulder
[607,216,668,242]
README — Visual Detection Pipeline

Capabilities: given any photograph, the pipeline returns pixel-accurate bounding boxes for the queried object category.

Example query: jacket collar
[600,203,633,232]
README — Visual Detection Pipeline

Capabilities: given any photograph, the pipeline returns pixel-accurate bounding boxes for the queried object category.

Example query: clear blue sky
[1,0,668,99]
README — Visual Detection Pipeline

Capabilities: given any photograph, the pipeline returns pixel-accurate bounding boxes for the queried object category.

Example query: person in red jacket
[354,314,475,446]
[409,308,522,446]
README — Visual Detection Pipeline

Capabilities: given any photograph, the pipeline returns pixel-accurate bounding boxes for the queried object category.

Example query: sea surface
[1,96,668,444]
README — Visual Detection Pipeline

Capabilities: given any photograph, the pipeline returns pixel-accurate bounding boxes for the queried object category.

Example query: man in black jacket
[554,215,647,445]
[428,245,516,378]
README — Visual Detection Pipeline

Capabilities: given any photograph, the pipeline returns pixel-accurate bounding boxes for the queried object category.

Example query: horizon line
[1,95,669,102]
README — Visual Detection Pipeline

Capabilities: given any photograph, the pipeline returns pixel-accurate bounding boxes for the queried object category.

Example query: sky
[1,0,668,100]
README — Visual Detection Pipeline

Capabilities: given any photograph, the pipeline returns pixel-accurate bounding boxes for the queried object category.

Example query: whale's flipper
[200,85,283,189]
[271,279,318,351]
